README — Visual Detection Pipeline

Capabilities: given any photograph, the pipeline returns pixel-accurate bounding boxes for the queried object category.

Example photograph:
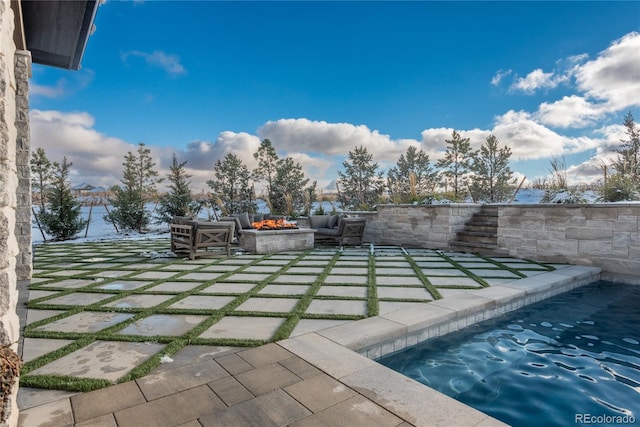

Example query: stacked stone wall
[0,2,21,425]
[497,204,639,276]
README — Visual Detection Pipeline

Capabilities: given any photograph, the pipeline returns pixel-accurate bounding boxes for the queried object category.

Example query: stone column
[14,50,31,281]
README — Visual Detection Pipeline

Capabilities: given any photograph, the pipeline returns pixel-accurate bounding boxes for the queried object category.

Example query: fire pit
[251,218,298,230]
[239,226,315,254]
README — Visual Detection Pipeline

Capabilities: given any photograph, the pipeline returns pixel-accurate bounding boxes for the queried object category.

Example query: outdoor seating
[309,215,366,246]
[170,217,235,259]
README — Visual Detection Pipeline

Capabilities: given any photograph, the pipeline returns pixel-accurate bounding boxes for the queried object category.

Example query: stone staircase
[451,205,506,255]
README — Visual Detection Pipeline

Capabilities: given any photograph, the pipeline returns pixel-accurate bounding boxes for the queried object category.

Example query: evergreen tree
[469,135,515,203]
[271,157,314,216]
[30,147,54,212]
[387,146,438,203]
[156,154,198,224]
[207,153,255,214]
[253,139,279,208]
[603,112,640,201]
[106,143,161,231]
[337,145,385,210]
[37,158,87,240]
[436,130,474,200]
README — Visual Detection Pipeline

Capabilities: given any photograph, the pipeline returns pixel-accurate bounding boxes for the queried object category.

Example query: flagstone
[168,295,236,310]
[117,314,209,336]
[199,316,285,340]
[235,297,300,313]
[178,272,224,281]
[44,270,85,277]
[158,264,202,271]
[328,267,368,275]
[332,260,368,267]
[286,267,325,274]
[29,340,166,381]
[27,290,59,300]
[34,312,134,333]
[88,270,133,278]
[117,263,161,270]
[243,265,282,273]
[200,264,242,272]
[420,268,468,277]
[104,294,175,309]
[416,261,455,268]
[295,260,331,267]
[220,258,255,265]
[256,259,291,265]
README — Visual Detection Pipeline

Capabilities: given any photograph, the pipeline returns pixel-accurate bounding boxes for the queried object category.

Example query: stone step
[464,223,498,233]
[449,241,509,256]
[470,214,498,224]
[456,231,497,245]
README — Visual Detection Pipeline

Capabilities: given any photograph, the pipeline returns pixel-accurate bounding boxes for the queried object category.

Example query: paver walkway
[17,238,564,426]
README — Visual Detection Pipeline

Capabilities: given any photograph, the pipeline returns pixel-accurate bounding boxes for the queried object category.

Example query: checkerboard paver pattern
[21,238,555,392]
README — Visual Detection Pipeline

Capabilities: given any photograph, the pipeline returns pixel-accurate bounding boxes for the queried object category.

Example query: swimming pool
[378,281,640,427]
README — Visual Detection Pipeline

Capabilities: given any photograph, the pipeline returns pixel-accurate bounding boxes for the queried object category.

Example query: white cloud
[510,69,567,94]
[121,50,187,76]
[490,69,512,86]
[575,32,640,111]
[30,80,67,98]
[535,95,604,128]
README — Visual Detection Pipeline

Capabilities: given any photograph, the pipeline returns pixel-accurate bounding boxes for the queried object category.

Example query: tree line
[31,113,639,240]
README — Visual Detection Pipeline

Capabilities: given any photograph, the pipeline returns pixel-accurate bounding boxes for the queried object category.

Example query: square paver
[117,314,209,336]
[235,363,302,396]
[200,283,257,294]
[38,279,95,289]
[375,276,423,286]
[158,264,202,271]
[200,316,285,340]
[284,373,357,412]
[259,285,310,296]
[290,319,352,337]
[375,267,416,276]
[273,275,318,284]
[103,294,175,309]
[146,281,203,292]
[323,275,367,285]
[467,269,521,278]
[328,267,368,275]
[43,292,117,306]
[378,301,427,315]
[29,340,165,381]
[306,299,367,316]
[225,273,270,282]
[88,270,132,278]
[25,309,65,325]
[286,267,325,274]
[315,286,367,298]
[96,281,152,291]
[236,297,299,313]
[168,295,236,310]
[428,276,483,287]
[34,312,134,333]
[176,272,224,281]
[21,338,75,363]
[130,271,179,280]
[200,264,242,272]
[242,265,282,273]
[420,268,467,277]
[377,287,433,299]
[295,260,330,267]
[44,270,85,277]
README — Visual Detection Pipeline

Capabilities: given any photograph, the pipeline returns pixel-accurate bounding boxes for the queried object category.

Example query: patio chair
[170,220,235,260]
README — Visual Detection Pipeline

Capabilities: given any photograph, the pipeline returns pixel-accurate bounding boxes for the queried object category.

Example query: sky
[30,1,640,194]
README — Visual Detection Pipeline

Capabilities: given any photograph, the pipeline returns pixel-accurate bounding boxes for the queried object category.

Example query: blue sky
[30,1,640,192]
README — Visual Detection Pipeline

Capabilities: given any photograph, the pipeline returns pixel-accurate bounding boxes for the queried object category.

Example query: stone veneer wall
[14,51,31,281]
[497,204,639,276]
[360,204,481,249]
[346,204,638,275]
[0,2,22,425]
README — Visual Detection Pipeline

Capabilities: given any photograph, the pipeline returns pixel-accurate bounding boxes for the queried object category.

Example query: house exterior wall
[0,1,22,424]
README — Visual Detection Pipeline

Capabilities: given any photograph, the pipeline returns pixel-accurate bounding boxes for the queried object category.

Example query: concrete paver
[19,239,592,427]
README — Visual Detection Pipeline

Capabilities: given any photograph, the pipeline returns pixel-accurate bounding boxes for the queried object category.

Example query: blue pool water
[378,281,640,427]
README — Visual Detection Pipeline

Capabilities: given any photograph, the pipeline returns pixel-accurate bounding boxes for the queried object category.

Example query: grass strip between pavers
[23,238,557,392]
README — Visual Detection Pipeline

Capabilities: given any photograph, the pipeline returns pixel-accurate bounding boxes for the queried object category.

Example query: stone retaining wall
[342,204,638,275]
[497,204,639,276]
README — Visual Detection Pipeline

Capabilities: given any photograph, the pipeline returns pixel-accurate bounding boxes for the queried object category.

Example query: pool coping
[278,264,602,426]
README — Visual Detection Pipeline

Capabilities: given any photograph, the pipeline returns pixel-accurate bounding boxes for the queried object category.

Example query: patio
[17,238,600,426]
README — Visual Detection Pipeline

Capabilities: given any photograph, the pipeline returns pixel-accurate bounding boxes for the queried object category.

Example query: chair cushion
[328,214,339,229]
[253,214,264,223]
[234,212,253,229]
[316,227,340,236]
[309,215,330,229]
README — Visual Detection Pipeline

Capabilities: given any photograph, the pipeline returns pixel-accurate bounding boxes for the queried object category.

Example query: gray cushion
[316,227,340,236]
[253,214,264,223]
[328,214,339,229]
[309,215,330,229]
[234,212,253,229]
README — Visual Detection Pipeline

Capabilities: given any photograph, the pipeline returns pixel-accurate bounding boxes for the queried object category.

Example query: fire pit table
[239,228,315,254]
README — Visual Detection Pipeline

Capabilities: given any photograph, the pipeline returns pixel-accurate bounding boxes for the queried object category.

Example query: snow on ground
[32,189,635,244]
